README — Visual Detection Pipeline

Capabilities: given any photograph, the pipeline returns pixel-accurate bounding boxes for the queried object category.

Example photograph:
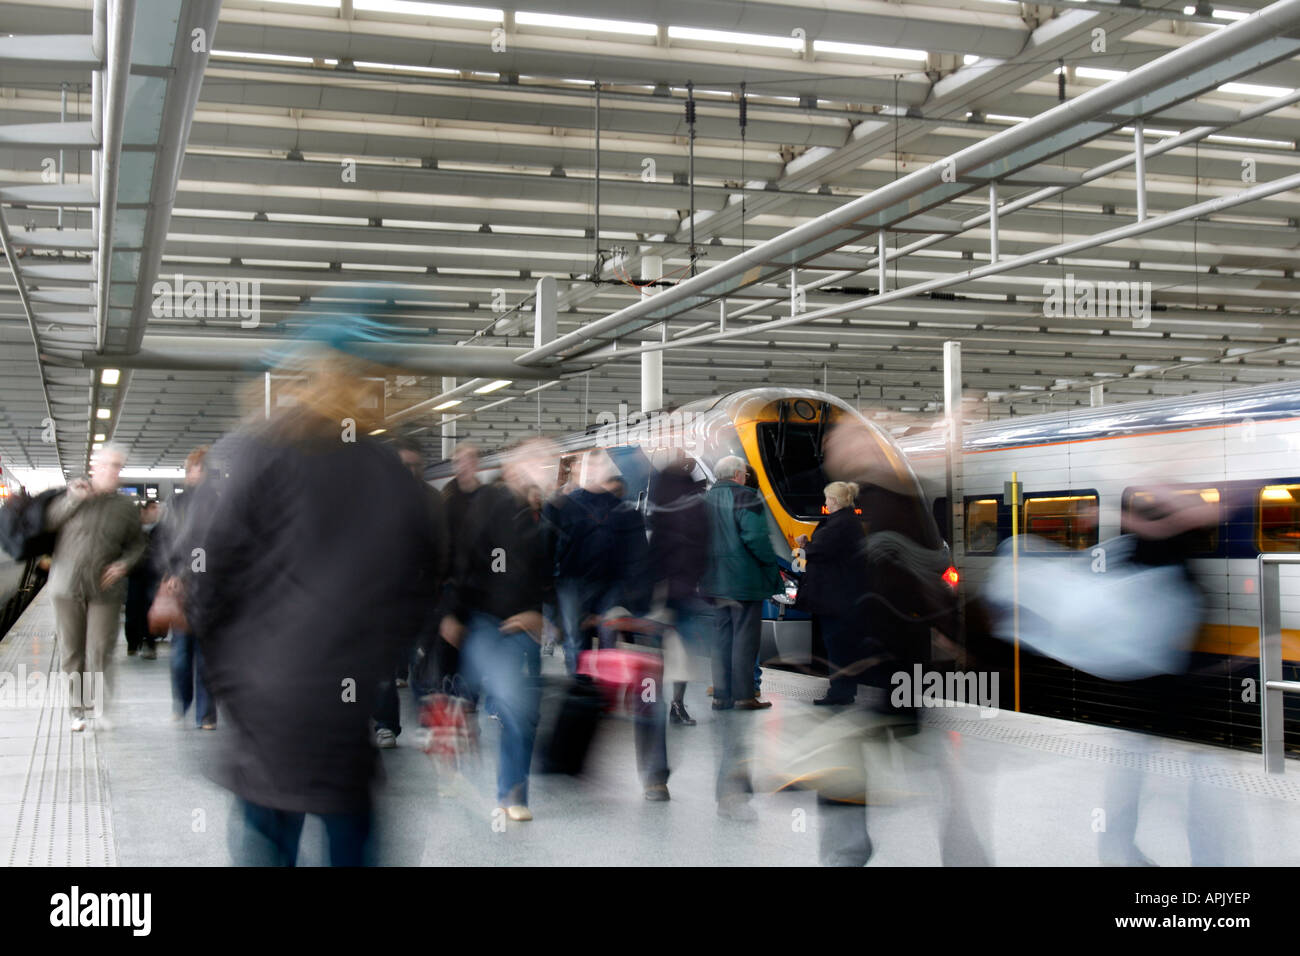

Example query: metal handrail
[1256,553,1300,773]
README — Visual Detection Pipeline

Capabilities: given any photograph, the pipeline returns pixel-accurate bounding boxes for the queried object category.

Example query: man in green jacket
[46,444,147,731]
[700,456,783,711]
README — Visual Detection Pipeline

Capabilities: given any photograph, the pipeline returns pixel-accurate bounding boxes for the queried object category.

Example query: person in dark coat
[646,450,711,725]
[187,354,437,866]
[795,481,869,705]
[544,450,650,675]
[123,500,162,659]
[439,442,552,821]
[156,445,219,729]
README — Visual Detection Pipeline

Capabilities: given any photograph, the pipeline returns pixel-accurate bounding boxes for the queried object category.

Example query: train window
[756,422,827,519]
[1258,484,1300,552]
[1124,488,1220,553]
[966,499,1000,554]
[1022,494,1099,551]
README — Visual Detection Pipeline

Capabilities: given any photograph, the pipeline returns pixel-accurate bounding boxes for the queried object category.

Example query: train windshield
[757,418,944,549]
[757,422,827,519]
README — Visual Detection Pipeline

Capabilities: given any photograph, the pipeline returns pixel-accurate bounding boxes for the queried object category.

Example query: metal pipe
[58,84,67,230]
[593,80,601,278]
[877,230,887,294]
[1134,120,1147,222]
[598,169,1300,360]
[516,0,1300,366]
[988,182,999,263]
[722,85,1300,326]
[96,0,136,354]
[0,211,64,475]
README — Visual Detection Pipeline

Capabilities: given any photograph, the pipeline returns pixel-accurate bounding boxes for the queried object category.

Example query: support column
[533,275,556,350]
[640,255,664,414]
[1090,384,1104,407]
[440,375,456,460]
[1134,120,1147,222]
[943,341,965,636]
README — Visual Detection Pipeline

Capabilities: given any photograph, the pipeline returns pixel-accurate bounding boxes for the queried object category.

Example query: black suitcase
[540,675,605,775]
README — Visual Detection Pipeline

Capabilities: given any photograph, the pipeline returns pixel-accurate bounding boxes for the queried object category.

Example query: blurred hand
[100,561,128,589]
[795,534,809,548]
[440,614,466,648]
[67,478,91,500]
[501,611,544,642]
[161,575,184,596]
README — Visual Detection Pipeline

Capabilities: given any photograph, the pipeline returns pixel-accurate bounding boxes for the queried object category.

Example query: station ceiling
[0,0,1298,473]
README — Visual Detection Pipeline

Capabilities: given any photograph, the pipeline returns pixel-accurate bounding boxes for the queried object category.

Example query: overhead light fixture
[369,428,387,435]
[96,408,111,420]
[100,368,120,386]
[474,380,512,394]
[91,442,103,451]
[94,433,106,442]
[432,400,463,411]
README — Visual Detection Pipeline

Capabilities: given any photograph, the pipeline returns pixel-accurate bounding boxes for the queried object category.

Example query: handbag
[418,675,477,771]
[147,579,189,636]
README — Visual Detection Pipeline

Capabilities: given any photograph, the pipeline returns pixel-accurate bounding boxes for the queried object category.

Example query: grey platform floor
[3,588,1300,866]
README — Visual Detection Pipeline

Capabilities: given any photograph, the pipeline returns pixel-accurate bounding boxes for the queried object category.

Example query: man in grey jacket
[46,444,147,731]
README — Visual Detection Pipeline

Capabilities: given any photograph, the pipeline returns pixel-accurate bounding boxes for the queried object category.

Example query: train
[897,379,1300,754]
[431,387,960,672]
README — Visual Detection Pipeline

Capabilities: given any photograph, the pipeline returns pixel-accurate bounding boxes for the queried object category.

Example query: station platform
[3,588,1299,867]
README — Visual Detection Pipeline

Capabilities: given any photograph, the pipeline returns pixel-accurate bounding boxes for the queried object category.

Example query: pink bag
[577,647,664,712]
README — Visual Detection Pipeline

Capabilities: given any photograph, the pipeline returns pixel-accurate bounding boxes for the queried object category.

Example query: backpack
[0,487,61,560]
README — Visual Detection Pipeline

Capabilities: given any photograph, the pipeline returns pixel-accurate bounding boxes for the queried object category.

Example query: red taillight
[942,566,959,589]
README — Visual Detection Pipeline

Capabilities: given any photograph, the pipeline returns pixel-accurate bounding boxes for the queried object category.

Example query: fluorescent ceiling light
[369,428,387,435]
[94,434,106,442]
[1218,80,1294,97]
[96,407,111,420]
[352,0,502,20]
[432,399,463,410]
[211,50,324,65]
[515,11,656,35]
[964,54,981,65]
[1076,66,1126,81]
[1214,8,1248,18]
[474,379,512,394]
[667,25,802,50]
[813,39,926,62]
[100,368,120,385]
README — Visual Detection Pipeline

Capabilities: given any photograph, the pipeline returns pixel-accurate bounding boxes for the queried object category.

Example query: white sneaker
[69,718,86,733]
[375,727,397,749]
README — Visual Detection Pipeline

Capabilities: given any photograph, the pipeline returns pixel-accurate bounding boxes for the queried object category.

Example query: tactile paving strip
[761,670,1300,803]
[0,591,117,866]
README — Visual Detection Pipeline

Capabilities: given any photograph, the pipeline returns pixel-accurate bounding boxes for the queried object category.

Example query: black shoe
[813,695,855,706]
[669,701,696,726]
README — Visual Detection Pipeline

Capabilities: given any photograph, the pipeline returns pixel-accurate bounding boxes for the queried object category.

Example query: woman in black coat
[795,481,869,705]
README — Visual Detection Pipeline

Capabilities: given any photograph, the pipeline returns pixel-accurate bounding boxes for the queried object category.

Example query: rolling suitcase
[541,675,605,775]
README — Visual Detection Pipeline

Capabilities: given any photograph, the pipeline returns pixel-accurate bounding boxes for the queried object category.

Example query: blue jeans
[170,630,215,726]
[462,612,542,805]
[231,798,371,866]
[555,578,620,675]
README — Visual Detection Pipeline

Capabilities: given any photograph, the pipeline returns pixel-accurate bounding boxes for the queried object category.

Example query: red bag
[147,581,188,636]
[577,647,664,713]
[419,677,477,770]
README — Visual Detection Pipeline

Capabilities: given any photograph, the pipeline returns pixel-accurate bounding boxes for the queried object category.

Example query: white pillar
[640,255,664,414]
[440,375,456,459]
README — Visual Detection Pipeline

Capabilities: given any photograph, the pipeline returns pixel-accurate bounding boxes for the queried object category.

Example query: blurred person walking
[124,500,163,660]
[188,348,437,866]
[46,444,147,731]
[440,443,552,821]
[794,481,868,706]
[156,447,219,730]
[646,450,712,726]
[374,436,449,748]
[545,451,649,675]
